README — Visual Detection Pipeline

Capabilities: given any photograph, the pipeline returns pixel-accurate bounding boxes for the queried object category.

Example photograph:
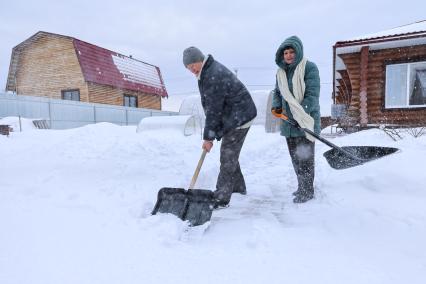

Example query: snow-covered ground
[1,118,425,284]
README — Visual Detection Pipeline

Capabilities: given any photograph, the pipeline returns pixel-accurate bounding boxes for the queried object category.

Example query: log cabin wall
[338,44,426,126]
[338,52,361,124]
[87,82,161,110]
[336,70,352,106]
[14,34,89,101]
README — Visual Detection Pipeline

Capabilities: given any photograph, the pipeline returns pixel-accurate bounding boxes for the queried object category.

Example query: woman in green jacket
[272,35,321,203]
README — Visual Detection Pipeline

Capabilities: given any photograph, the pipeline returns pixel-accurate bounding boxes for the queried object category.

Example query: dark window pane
[410,70,426,105]
[130,96,136,107]
[62,90,80,101]
[71,91,80,101]
[124,95,137,107]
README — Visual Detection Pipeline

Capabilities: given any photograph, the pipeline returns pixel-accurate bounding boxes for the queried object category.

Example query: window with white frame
[385,61,426,108]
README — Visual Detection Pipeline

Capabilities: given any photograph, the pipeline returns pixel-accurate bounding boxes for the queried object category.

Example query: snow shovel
[271,109,399,170]
[151,149,215,226]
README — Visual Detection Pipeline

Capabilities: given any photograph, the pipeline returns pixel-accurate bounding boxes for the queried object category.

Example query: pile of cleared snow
[0,116,38,132]
[1,123,425,284]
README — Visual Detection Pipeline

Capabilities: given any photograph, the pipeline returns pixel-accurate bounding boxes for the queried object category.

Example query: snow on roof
[340,20,426,43]
[74,39,168,97]
[335,20,426,54]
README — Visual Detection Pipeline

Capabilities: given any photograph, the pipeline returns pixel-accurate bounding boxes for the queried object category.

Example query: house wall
[87,82,161,110]
[14,34,89,101]
[12,33,162,110]
[338,44,426,126]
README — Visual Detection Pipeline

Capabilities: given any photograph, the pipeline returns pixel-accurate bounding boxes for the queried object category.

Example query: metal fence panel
[51,101,94,121]
[0,93,177,129]
[0,96,20,117]
[95,105,127,125]
[0,94,50,118]
[127,109,153,125]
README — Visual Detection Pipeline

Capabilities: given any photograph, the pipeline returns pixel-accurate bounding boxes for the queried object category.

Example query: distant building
[332,20,426,128]
[6,31,168,110]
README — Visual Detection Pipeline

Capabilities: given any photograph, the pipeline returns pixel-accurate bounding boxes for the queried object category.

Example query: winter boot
[233,188,247,195]
[293,191,314,203]
[213,199,230,210]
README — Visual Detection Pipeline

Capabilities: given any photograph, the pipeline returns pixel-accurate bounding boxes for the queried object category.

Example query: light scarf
[197,55,209,80]
[276,58,315,142]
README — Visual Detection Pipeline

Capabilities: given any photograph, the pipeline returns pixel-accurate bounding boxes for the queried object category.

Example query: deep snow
[1,118,425,284]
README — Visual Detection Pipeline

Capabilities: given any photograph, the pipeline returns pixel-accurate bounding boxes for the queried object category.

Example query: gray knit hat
[183,46,205,66]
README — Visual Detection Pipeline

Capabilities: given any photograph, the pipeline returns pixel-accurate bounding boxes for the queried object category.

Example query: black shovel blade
[151,187,188,219]
[184,189,215,226]
[151,187,215,226]
[323,146,399,170]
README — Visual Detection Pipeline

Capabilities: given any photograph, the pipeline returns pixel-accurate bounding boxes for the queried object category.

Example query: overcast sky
[1,0,425,114]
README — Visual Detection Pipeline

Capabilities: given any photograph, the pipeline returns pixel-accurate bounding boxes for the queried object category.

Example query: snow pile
[1,123,425,284]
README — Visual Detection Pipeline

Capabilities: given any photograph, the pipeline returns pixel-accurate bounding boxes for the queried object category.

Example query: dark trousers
[286,136,315,194]
[214,127,250,204]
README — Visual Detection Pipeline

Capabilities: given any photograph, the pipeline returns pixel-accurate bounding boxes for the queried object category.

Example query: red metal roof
[73,39,168,97]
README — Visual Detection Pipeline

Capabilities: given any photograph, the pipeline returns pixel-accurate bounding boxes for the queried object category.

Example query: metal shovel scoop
[271,110,399,169]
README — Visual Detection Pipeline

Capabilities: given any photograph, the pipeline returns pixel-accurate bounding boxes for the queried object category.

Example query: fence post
[93,105,97,124]
[48,100,52,129]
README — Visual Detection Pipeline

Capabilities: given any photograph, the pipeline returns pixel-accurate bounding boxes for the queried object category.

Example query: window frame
[123,94,138,108]
[61,89,80,101]
[384,59,426,110]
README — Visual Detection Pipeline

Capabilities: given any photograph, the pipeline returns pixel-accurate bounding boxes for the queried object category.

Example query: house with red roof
[332,20,426,129]
[5,31,168,110]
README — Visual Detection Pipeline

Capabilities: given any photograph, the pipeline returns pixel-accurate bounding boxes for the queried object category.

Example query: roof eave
[334,31,426,48]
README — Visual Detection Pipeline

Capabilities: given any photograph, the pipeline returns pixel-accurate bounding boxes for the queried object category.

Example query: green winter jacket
[272,36,321,137]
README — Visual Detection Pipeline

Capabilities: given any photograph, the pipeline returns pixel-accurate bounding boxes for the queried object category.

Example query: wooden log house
[5,31,168,109]
[332,20,426,128]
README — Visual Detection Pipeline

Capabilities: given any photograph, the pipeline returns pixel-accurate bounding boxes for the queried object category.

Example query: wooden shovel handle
[188,149,207,190]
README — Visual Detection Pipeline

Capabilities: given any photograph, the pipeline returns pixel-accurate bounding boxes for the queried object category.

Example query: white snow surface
[1,121,426,284]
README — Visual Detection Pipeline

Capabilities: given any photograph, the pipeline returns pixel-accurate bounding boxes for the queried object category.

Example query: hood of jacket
[275,35,304,71]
